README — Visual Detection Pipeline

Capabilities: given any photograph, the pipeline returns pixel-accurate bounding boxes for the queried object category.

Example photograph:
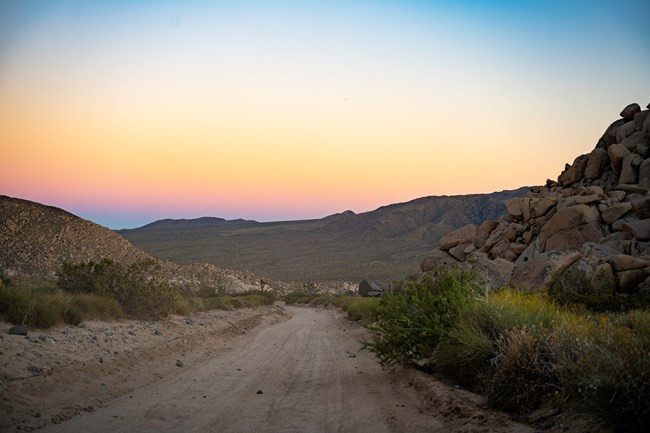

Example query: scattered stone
[9,325,28,336]
[256,389,264,395]
[176,360,184,368]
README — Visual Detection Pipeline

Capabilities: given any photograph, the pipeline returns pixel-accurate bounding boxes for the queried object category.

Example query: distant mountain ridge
[137,217,258,230]
[120,188,530,281]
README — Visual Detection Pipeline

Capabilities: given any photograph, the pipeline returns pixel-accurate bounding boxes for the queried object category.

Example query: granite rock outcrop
[421,102,650,294]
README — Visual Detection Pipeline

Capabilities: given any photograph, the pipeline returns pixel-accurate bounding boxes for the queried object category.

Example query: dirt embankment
[2,305,544,433]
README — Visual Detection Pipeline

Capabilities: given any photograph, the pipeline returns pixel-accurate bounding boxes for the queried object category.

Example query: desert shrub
[555,310,650,432]
[69,294,123,321]
[284,292,321,305]
[0,286,80,328]
[435,301,495,387]
[548,267,650,312]
[186,291,275,312]
[436,290,563,410]
[57,258,187,319]
[344,297,380,324]
[485,326,556,412]
[364,266,483,366]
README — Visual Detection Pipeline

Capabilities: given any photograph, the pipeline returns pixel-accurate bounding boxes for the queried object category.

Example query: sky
[1,1,648,229]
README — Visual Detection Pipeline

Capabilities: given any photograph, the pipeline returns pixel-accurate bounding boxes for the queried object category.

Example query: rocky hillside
[0,195,275,293]
[421,102,650,294]
[120,188,528,282]
[0,195,151,278]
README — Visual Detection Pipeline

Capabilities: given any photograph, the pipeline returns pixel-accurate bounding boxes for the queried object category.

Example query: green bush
[186,291,276,313]
[0,286,91,328]
[344,297,380,324]
[548,267,650,312]
[555,310,650,432]
[57,258,186,319]
[283,292,320,305]
[436,290,563,411]
[364,266,483,366]
[69,294,123,321]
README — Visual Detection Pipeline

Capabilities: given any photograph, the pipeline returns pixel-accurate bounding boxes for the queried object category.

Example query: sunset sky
[1,1,648,229]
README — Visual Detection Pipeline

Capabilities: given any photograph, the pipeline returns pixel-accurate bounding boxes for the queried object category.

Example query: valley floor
[1,305,570,433]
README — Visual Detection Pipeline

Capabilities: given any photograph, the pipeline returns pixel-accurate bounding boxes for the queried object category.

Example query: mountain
[0,195,151,278]
[137,217,258,230]
[0,195,265,292]
[119,188,529,282]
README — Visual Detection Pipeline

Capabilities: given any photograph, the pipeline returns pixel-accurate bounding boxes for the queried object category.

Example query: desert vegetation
[284,292,380,325]
[0,259,275,328]
[361,266,649,432]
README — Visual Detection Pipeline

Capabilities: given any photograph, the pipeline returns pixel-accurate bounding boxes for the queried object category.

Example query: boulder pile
[421,102,650,294]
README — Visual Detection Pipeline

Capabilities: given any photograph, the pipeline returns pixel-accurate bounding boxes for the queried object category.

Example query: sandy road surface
[6,305,533,433]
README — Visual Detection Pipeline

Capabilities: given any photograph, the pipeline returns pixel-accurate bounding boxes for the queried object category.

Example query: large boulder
[464,252,515,289]
[510,250,582,292]
[608,143,630,175]
[359,279,387,297]
[620,103,641,120]
[558,154,588,186]
[539,204,604,252]
[224,276,258,294]
[420,249,460,272]
[437,224,478,250]
[584,148,610,180]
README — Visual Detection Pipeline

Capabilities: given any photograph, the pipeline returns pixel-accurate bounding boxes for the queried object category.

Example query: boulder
[449,242,472,262]
[359,279,387,297]
[620,103,641,120]
[552,256,616,296]
[489,239,511,259]
[617,269,649,294]
[420,249,459,272]
[464,252,515,289]
[619,154,641,184]
[608,190,627,202]
[483,221,522,251]
[510,250,582,292]
[539,204,603,252]
[607,255,650,272]
[504,198,524,220]
[620,131,647,151]
[639,159,650,188]
[529,197,557,218]
[438,224,478,250]
[617,184,648,194]
[224,276,258,294]
[616,120,637,144]
[473,220,499,249]
[637,142,650,157]
[9,325,28,336]
[632,197,650,219]
[584,148,610,179]
[516,237,541,265]
[607,143,630,175]
[602,118,626,146]
[634,110,649,129]
[599,202,633,225]
[622,220,650,240]
[558,154,588,185]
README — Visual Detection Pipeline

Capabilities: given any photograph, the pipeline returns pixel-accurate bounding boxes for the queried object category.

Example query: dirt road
[6,306,532,433]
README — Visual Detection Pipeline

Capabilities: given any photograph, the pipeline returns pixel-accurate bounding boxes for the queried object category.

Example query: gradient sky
[1,0,649,229]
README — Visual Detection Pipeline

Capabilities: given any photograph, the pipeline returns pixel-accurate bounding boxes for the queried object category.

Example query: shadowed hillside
[119,189,528,282]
